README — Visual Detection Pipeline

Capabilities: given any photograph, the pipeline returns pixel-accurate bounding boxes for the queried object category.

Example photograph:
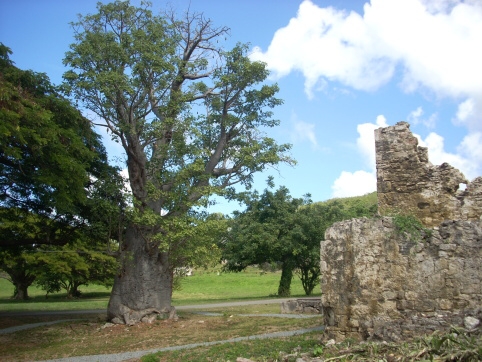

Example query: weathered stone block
[437,299,453,310]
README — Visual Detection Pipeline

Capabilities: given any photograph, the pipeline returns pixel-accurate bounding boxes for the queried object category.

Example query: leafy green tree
[0,43,107,247]
[62,1,293,324]
[169,212,227,273]
[0,43,126,299]
[289,205,325,296]
[223,187,378,297]
[34,241,118,298]
[223,184,306,297]
[0,169,126,300]
[170,212,227,291]
[292,195,377,295]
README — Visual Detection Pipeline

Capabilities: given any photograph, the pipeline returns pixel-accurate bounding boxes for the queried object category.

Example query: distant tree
[169,212,227,273]
[289,205,325,296]
[223,183,306,297]
[0,246,37,299]
[34,241,118,298]
[223,186,378,297]
[63,1,293,323]
[170,212,227,291]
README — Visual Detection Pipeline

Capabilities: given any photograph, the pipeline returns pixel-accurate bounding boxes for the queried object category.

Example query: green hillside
[320,191,378,211]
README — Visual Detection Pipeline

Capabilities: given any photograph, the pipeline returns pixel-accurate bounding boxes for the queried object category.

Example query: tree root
[111,305,178,325]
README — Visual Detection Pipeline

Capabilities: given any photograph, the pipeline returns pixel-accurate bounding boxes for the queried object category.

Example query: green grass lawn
[0,266,320,312]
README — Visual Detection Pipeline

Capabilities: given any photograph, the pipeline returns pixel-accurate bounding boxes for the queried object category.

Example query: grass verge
[142,327,482,362]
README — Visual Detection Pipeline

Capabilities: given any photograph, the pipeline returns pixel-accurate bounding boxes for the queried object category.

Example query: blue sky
[1,0,481,215]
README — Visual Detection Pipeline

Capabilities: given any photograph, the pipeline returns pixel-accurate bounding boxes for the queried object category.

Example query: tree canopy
[0,43,124,299]
[222,183,308,296]
[0,43,111,247]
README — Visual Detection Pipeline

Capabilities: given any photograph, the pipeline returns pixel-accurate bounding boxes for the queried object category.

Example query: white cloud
[408,106,424,123]
[407,106,437,128]
[456,98,475,123]
[416,131,482,180]
[356,115,388,170]
[292,120,318,148]
[453,97,482,131]
[459,132,482,165]
[290,112,319,149]
[251,0,395,97]
[365,0,482,98]
[331,170,377,198]
[252,0,482,123]
[331,115,387,198]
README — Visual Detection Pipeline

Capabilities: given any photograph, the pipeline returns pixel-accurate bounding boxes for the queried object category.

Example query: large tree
[63,1,292,324]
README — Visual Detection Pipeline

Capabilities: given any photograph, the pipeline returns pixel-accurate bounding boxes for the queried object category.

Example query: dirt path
[38,326,325,362]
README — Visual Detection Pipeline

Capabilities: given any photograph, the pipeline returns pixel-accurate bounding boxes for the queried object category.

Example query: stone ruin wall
[321,122,482,341]
[321,217,482,341]
[376,121,482,226]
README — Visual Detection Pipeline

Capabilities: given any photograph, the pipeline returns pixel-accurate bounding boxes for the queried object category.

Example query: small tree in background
[0,246,37,299]
[34,242,118,298]
[222,182,306,297]
[223,185,378,297]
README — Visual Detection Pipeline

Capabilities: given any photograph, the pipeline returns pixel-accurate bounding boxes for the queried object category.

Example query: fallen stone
[464,316,480,330]
[101,322,115,329]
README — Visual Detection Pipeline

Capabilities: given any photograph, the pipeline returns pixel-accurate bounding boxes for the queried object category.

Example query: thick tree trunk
[107,224,176,325]
[13,283,29,300]
[7,268,35,300]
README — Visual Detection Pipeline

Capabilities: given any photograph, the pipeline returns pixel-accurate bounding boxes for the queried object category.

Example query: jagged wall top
[375,121,482,227]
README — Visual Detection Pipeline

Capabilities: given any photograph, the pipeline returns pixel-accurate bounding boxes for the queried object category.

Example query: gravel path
[0,298,294,318]
[0,319,80,335]
[195,311,320,318]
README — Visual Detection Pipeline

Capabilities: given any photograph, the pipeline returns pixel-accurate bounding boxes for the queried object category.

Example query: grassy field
[0,266,318,312]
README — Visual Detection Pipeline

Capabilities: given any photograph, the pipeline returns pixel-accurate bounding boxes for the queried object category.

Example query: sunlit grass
[0,266,320,312]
